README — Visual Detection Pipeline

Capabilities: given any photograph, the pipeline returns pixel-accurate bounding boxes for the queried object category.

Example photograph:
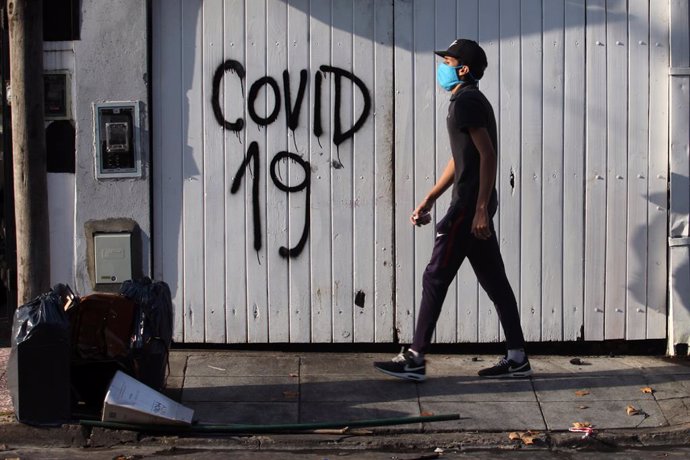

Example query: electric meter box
[94,233,132,284]
[94,101,142,179]
[44,71,71,120]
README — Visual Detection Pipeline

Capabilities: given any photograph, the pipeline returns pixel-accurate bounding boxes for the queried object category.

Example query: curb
[2,420,689,452]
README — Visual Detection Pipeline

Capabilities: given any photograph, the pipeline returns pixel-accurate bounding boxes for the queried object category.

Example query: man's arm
[468,126,496,239]
[411,157,455,226]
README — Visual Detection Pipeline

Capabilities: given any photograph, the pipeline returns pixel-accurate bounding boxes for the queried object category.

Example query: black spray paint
[212,59,245,132]
[318,65,372,147]
[212,62,371,147]
[313,70,323,141]
[230,141,261,252]
[270,152,311,258]
[212,61,371,258]
[283,69,308,132]
[248,76,281,126]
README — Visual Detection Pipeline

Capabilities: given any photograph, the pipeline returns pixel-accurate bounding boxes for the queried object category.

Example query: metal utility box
[44,71,71,120]
[94,233,132,284]
[94,101,142,179]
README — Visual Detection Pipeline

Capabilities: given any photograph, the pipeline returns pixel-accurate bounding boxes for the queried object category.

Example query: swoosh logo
[404,364,424,372]
[508,363,528,373]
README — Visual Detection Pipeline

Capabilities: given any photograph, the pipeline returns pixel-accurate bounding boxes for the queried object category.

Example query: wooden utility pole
[7,0,50,304]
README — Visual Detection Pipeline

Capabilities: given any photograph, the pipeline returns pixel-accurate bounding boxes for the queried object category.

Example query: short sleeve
[453,94,487,131]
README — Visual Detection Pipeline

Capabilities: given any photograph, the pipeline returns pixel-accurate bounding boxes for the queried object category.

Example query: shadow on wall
[628,190,669,324]
[668,173,690,348]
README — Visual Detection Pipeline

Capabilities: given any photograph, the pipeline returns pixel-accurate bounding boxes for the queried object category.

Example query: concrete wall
[71,0,150,294]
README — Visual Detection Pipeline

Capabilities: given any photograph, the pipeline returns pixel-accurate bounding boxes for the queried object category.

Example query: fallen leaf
[508,431,540,444]
[572,421,592,429]
[421,411,434,417]
[434,447,445,453]
[641,387,654,394]
[521,431,541,445]
[575,390,591,397]
[626,404,640,416]
[521,434,536,445]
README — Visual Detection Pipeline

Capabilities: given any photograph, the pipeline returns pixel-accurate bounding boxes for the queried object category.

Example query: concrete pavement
[2,348,690,451]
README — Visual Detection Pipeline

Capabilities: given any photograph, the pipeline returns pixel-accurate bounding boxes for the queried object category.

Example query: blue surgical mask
[437,63,462,91]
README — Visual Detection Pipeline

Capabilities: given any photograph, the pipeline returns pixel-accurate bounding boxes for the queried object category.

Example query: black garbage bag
[7,284,72,425]
[67,291,139,419]
[119,277,173,391]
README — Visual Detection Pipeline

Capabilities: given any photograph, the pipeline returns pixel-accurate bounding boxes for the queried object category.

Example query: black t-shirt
[446,83,498,217]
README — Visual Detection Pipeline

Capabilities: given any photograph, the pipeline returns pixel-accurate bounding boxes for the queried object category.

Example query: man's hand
[411,198,434,226]
[471,207,491,239]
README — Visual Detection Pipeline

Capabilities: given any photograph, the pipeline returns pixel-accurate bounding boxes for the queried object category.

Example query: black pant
[411,207,526,354]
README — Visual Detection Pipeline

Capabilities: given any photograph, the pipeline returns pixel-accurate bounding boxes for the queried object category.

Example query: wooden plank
[647,0,671,339]
[373,0,395,342]
[562,0,586,341]
[352,0,376,342]
[394,0,415,344]
[434,0,458,344]
[583,0,607,341]
[411,0,436,346]
[153,0,185,342]
[331,0,355,343]
[541,0,564,341]
[625,0,649,340]
[265,0,290,342]
[476,0,501,343]
[604,0,628,340]
[519,0,542,342]
[181,0,205,342]
[223,0,248,343]
[309,0,333,342]
[287,0,312,342]
[245,0,269,342]
[669,0,690,347]
[497,0,521,344]
[202,0,226,343]
[455,0,479,343]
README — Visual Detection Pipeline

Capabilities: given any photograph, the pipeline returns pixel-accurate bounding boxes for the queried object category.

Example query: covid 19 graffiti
[212,59,371,258]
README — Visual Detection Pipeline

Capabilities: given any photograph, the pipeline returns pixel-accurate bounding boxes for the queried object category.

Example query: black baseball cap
[434,39,488,79]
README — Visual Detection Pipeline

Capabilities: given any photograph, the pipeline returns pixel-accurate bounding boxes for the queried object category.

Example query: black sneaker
[478,356,533,378]
[374,348,426,382]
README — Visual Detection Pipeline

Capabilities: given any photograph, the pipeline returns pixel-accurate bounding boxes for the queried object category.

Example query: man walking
[374,39,531,382]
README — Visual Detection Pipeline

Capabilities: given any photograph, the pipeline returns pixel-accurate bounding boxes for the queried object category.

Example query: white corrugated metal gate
[153,0,671,344]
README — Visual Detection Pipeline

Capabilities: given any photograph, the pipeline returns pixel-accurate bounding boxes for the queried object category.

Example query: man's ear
[457,65,469,76]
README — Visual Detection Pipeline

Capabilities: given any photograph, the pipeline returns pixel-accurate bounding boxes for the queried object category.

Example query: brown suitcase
[69,293,137,361]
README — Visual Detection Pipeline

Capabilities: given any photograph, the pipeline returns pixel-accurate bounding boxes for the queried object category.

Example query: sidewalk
[2,348,690,450]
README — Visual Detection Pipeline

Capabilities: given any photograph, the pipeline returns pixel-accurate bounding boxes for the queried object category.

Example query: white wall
[71,0,151,294]
[394,0,669,344]
[151,0,673,344]
[152,0,395,343]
